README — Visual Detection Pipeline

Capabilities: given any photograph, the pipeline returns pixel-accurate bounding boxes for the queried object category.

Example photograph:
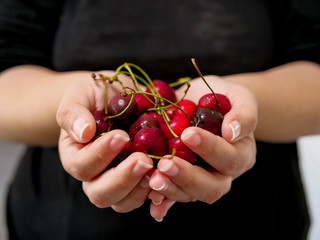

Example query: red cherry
[193,107,223,136]
[92,110,111,134]
[108,93,138,120]
[146,80,177,104]
[198,93,231,116]
[159,115,191,139]
[168,137,198,164]
[134,93,153,116]
[129,113,160,138]
[172,99,197,119]
[133,127,168,159]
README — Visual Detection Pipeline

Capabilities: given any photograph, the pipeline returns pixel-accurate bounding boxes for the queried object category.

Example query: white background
[0,137,319,240]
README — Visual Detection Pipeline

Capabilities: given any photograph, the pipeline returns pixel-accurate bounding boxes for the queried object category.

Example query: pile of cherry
[91,60,231,167]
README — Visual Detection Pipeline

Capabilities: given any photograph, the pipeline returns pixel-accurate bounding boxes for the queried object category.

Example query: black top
[1,0,320,239]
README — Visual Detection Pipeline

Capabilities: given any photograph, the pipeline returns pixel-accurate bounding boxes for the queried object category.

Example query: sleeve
[0,0,63,72]
[272,0,320,65]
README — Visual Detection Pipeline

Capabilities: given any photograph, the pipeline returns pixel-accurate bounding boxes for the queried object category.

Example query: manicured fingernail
[109,133,130,151]
[132,160,153,176]
[155,217,163,222]
[158,160,179,176]
[152,181,167,191]
[152,199,163,205]
[181,129,201,147]
[229,120,241,142]
[73,118,90,141]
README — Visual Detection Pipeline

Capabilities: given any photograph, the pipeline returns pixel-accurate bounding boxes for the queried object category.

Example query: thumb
[56,80,97,143]
[221,88,257,143]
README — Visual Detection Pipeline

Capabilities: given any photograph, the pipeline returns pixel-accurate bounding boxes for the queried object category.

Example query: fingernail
[181,129,201,147]
[109,133,130,151]
[158,160,179,176]
[155,217,163,222]
[132,160,154,176]
[229,120,241,142]
[152,199,163,205]
[73,118,90,141]
[152,181,167,191]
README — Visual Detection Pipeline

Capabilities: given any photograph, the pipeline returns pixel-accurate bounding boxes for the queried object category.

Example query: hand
[147,76,258,221]
[56,72,153,213]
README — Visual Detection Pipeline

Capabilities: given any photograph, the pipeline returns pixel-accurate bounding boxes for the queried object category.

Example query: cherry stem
[169,77,192,88]
[191,58,219,108]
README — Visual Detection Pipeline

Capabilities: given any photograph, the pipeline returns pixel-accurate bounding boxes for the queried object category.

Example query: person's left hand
[147,75,258,222]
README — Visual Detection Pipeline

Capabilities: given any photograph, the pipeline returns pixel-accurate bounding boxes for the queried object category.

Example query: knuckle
[224,158,240,176]
[85,187,110,209]
[68,161,92,181]
[111,205,131,213]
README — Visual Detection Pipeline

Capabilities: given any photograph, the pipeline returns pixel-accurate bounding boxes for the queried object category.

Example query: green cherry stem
[191,58,219,108]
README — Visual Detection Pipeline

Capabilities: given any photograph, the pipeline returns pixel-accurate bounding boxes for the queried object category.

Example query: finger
[221,84,257,143]
[56,79,101,143]
[157,158,232,204]
[59,129,130,181]
[181,127,256,177]
[82,152,153,208]
[148,169,193,202]
[148,190,165,206]
[111,176,151,213]
[150,199,176,222]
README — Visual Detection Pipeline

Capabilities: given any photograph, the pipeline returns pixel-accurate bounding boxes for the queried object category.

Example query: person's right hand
[56,72,153,213]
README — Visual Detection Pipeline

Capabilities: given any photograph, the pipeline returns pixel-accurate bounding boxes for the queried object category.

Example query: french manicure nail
[158,160,179,176]
[152,181,167,191]
[181,129,201,147]
[155,217,163,223]
[229,120,241,142]
[73,118,90,141]
[109,133,130,150]
[132,160,153,176]
[152,199,163,205]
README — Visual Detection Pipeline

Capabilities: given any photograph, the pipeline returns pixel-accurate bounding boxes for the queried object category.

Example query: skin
[1,61,320,222]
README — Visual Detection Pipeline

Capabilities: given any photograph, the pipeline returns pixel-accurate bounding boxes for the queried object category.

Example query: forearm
[0,65,91,146]
[224,61,320,143]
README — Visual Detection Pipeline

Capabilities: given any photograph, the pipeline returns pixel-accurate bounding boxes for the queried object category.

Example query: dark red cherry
[133,127,168,159]
[134,93,153,116]
[146,80,177,104]
[168,137,198,164]
[108,93,138,120]
[129,113,160,138]
[92,110,111,134]
[198,93,231,116]
[193,107,223,136]
[159,115,191,139]
[172,99,197,119]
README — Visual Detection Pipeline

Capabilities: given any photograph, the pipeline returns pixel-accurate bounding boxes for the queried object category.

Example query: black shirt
[1,0,320,239]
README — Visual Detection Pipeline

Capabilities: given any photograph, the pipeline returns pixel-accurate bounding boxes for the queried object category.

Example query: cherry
[133,127,168,160]
[134,93,153,116]
[172,99,197,119]
[193,107,223,136]
[92,110,111,134]
[146,80,177,104]
[198,93,231,115]
[169,137,198,164]
[129,113,160,138]
[108,93,138,121]
[159,114,191,139]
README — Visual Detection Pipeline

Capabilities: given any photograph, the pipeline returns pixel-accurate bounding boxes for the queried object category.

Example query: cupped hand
[148,75,258,221]
[56,72,153,213]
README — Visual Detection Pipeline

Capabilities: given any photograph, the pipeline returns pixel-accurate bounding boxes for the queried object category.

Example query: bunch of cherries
[91,59,231,168]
